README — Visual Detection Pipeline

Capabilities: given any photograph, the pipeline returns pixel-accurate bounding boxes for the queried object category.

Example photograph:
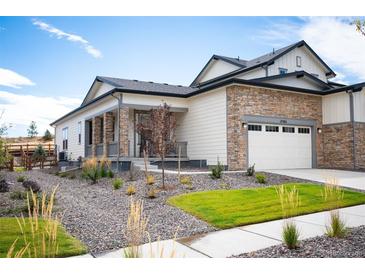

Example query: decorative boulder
[0,179,9,192]
[22,180,41,193]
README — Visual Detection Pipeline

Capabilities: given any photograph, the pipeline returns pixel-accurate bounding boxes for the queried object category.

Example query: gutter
[347,90,356,169]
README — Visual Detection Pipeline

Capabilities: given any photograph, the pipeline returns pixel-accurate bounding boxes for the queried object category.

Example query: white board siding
[54,97,118,160]
[322,92,350,125]
[123,93,188,108]
[94,83,115,98]
[262,77,324,90]
[237,68,266,80]
[268,47,327,82]
[199,60,240,83]
[354,88,365,122]
[175,88,227,165]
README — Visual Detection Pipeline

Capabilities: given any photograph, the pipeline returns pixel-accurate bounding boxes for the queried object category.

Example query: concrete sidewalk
[93,204,365,258]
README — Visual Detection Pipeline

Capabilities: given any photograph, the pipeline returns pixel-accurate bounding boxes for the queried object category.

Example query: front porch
[83,105,188,161]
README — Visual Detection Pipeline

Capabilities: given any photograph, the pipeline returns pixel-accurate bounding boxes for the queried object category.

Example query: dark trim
[251,71,332,89]
[193,40,336,88]
[80,78,103,106]
[328,81,346,87]
[323,82,365,94]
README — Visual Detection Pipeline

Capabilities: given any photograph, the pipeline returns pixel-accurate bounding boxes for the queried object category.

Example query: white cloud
[0,68,35,88]
[32,19,102,59]
[0,90,81,136]
[257,17,365,83]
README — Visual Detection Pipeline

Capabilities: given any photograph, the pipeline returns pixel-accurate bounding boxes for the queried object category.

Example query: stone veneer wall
[92,116,102,157]
[103,111,114,157]
[119,106,129,157]
[226,85,323,170]
[323,122,365,170]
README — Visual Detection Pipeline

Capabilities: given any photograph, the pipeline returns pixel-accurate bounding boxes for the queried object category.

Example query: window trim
[278,67,288,75]
[296,56,302,67]
[265,125,279,132]
[62,127,68,151]
[248,124,262,131]
[298,127,310,134]
[282,126,295,133]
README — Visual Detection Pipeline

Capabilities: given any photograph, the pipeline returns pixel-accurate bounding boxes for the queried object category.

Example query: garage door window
[265,125,279,132]
[282,126,295,133]
[298,127,310,134]
[248,124,262,131]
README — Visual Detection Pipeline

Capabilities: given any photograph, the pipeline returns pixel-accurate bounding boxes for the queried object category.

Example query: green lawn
[168,183,365,229]
[0,218,87,258]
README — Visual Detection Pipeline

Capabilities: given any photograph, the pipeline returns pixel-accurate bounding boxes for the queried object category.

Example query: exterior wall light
[242,123,248,129]
[317,128,322,134]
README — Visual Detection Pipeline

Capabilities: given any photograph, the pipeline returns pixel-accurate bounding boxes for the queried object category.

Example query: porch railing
[107,142,118,156]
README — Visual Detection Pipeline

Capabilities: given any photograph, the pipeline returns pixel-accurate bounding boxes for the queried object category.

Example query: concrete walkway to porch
[89,204,365,258]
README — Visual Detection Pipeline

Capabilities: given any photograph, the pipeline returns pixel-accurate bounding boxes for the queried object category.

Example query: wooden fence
[2,143,57,171]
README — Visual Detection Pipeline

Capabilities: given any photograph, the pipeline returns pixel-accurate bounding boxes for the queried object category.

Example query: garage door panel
[248,124,312,170]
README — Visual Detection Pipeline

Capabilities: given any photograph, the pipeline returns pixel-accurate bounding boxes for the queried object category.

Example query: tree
[32,144,46,168]
[27,121,38,137]
[136,103,176,189]
[354,19,365,36]
[43,129,53,141]
[0,110,8,137]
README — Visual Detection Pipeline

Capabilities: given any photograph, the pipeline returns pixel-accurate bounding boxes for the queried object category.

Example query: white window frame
[296,56,302,67]
[62,127,68,150]
[77,121,82,145]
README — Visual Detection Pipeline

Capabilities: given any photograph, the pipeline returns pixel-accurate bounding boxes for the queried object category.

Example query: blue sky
[0,16,364,136]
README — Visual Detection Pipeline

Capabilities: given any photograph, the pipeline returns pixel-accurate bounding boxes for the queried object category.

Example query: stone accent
[322,122,365,170]
[91,116,102,157]
[226,85,323,170]
[103,112,115,157]
[322,123,354,169]
[119,106,129,157]
[354,123,365,170]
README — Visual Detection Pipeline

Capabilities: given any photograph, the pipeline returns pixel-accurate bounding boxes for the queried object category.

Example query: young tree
[137,103,176,189]
[43,129,53,141]
[27,121,38,137]
[354,19,365,36]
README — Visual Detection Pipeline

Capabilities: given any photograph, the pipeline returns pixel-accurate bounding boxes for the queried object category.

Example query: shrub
[69,174,76,179]
[147,187,157,199]
[246,164,255,176]
[14,167,26,173]
[54,171,60,176]
[10,191,27,200]
[17,176,26,183]
[59,172,67,178]
[107,169,114,178]
[326,210,347,238]
[210,160,224,179]
[0,179,9,192]
[180,176,191,185]
[126,185,136,196]
[113,178,123,190]
[42,129,53,141]
[22,180,41,193]
[82,158,99,184]
[146,175,155,185]
[99,157,111,178]
[32,144,46,163]
[282,221,300,249]
[255,173,266,184]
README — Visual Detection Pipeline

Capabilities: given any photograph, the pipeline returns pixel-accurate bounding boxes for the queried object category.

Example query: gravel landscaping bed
[0,169,317,255]
[233,225,365,258]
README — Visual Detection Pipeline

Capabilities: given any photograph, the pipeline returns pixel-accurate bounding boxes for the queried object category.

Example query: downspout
[347,90,356,169]
[111,92,122,172]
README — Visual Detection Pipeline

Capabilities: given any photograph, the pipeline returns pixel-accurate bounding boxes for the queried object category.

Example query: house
[50,40,365,171]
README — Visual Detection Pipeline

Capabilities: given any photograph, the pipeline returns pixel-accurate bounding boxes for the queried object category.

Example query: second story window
[296,56,302,67]
[279,67,288,75]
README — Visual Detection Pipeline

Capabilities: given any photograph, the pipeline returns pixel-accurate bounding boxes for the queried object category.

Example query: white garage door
[248,124,312,170]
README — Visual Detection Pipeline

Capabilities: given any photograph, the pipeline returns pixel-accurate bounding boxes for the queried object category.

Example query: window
[248,124,262,131]
[62,127,68,150]
[265,125,279,132]
[296,56,302,67]
[279,68,288,75]
[298,127,310,134]
[77,121,82,144]
[283,126,295,133]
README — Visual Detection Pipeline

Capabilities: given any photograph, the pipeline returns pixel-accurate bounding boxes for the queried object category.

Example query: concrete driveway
[266,169,365,191]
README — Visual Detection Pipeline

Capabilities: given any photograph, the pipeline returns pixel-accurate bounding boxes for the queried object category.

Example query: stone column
[92,116,102,157]
[119,106,129,157]
[103,112,114,157]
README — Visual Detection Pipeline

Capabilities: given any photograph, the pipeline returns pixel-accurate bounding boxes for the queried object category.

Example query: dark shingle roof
[97,76,197,96]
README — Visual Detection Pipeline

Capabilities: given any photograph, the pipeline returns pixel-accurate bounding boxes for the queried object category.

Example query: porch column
[119,106,129,157]
[92,116,102,157]
[103,112,114,157]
